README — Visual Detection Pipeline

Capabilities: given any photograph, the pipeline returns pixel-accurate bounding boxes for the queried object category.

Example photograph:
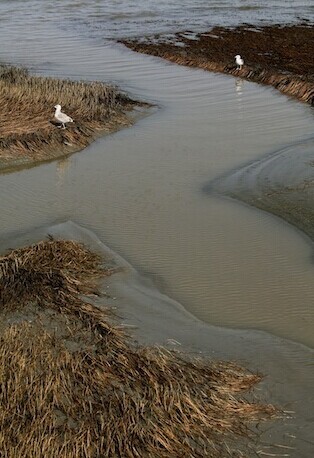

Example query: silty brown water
[0,3,313,348]
[1,4,314,454]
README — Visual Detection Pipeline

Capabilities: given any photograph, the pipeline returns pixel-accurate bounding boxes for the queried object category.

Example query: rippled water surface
[0,0,313,40]
[2,4,314,455]
[0,1,314,351]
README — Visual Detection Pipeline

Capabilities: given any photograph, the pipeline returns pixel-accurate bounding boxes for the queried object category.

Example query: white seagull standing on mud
[54,104,74,129]
[235,54,244,70]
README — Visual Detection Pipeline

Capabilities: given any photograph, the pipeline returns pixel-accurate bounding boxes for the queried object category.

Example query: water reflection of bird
[235,79,244,119]
[235,54,244,70]
[235,79,243,95]
[56,157,70,186]
[54,104,74,129]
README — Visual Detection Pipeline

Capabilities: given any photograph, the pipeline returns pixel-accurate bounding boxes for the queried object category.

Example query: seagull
[235,55,244,70]
[54,104,74,129]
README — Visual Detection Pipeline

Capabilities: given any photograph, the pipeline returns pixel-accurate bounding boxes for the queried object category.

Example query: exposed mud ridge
[0,238,278,457]
[208,138,314,243]
[0,65,147,173]
[122,24,314,105]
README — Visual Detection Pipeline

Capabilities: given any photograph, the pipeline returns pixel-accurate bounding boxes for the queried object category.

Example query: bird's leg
[62,123,66,129]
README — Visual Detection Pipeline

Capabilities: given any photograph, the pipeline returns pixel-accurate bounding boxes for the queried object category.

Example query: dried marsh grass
[121,37,314,105]
[0,65,141,166]
[0,239,278,457]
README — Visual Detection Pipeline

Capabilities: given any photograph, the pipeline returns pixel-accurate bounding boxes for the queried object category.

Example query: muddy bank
[207,137,314,242]
[1,222,313,457]
[0,227,277,457]
[0,65,148,173]
[122,24,314,105]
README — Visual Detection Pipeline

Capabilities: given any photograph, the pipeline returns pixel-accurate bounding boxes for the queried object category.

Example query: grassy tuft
[0,239,278,457]
[0,65,142,168]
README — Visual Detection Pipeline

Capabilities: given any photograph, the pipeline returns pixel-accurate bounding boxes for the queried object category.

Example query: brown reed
[0,239,278,457]
[0,65,142,168]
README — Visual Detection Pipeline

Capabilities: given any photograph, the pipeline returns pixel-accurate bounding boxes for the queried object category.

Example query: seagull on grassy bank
[235,54,244,70]
[54,104,73,129]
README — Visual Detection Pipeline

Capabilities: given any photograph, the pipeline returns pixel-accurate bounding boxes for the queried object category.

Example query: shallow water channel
[1,10,314,455]
[1,17,314,348]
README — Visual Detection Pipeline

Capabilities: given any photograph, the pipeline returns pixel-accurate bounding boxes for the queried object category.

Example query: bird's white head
[235,55,241,59]
[54,104,61,110]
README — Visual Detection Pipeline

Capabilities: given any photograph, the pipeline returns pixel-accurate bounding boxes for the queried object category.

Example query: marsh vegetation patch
[0,238,278,457]
[0,65,143,172]
[122,24,314,105]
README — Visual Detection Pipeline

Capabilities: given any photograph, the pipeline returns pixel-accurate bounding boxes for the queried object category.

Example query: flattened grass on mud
[0,238,278,457]
[0,65,143,170]
[122,24,314,105]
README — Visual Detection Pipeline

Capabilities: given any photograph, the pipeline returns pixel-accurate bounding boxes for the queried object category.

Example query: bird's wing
[58,112,73,123]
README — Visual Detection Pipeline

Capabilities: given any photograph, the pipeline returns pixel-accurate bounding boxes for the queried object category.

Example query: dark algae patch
[0,65,146,172]
[0,238,278,457]
[122,24,314,105]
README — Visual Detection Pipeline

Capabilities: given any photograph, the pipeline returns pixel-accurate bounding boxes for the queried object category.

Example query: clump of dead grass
[0,65,141,167]
[0,239,278,457]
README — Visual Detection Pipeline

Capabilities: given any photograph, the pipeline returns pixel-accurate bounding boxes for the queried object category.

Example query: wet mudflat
[122,24,314,104]
[209,138,314,242]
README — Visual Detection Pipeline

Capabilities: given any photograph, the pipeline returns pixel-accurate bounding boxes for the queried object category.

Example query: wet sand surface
[208,137,314,241]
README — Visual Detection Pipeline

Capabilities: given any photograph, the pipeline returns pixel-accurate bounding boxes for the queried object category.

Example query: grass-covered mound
[0,239,277,457]
[0,65,142,170]
[122,24,314,106]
